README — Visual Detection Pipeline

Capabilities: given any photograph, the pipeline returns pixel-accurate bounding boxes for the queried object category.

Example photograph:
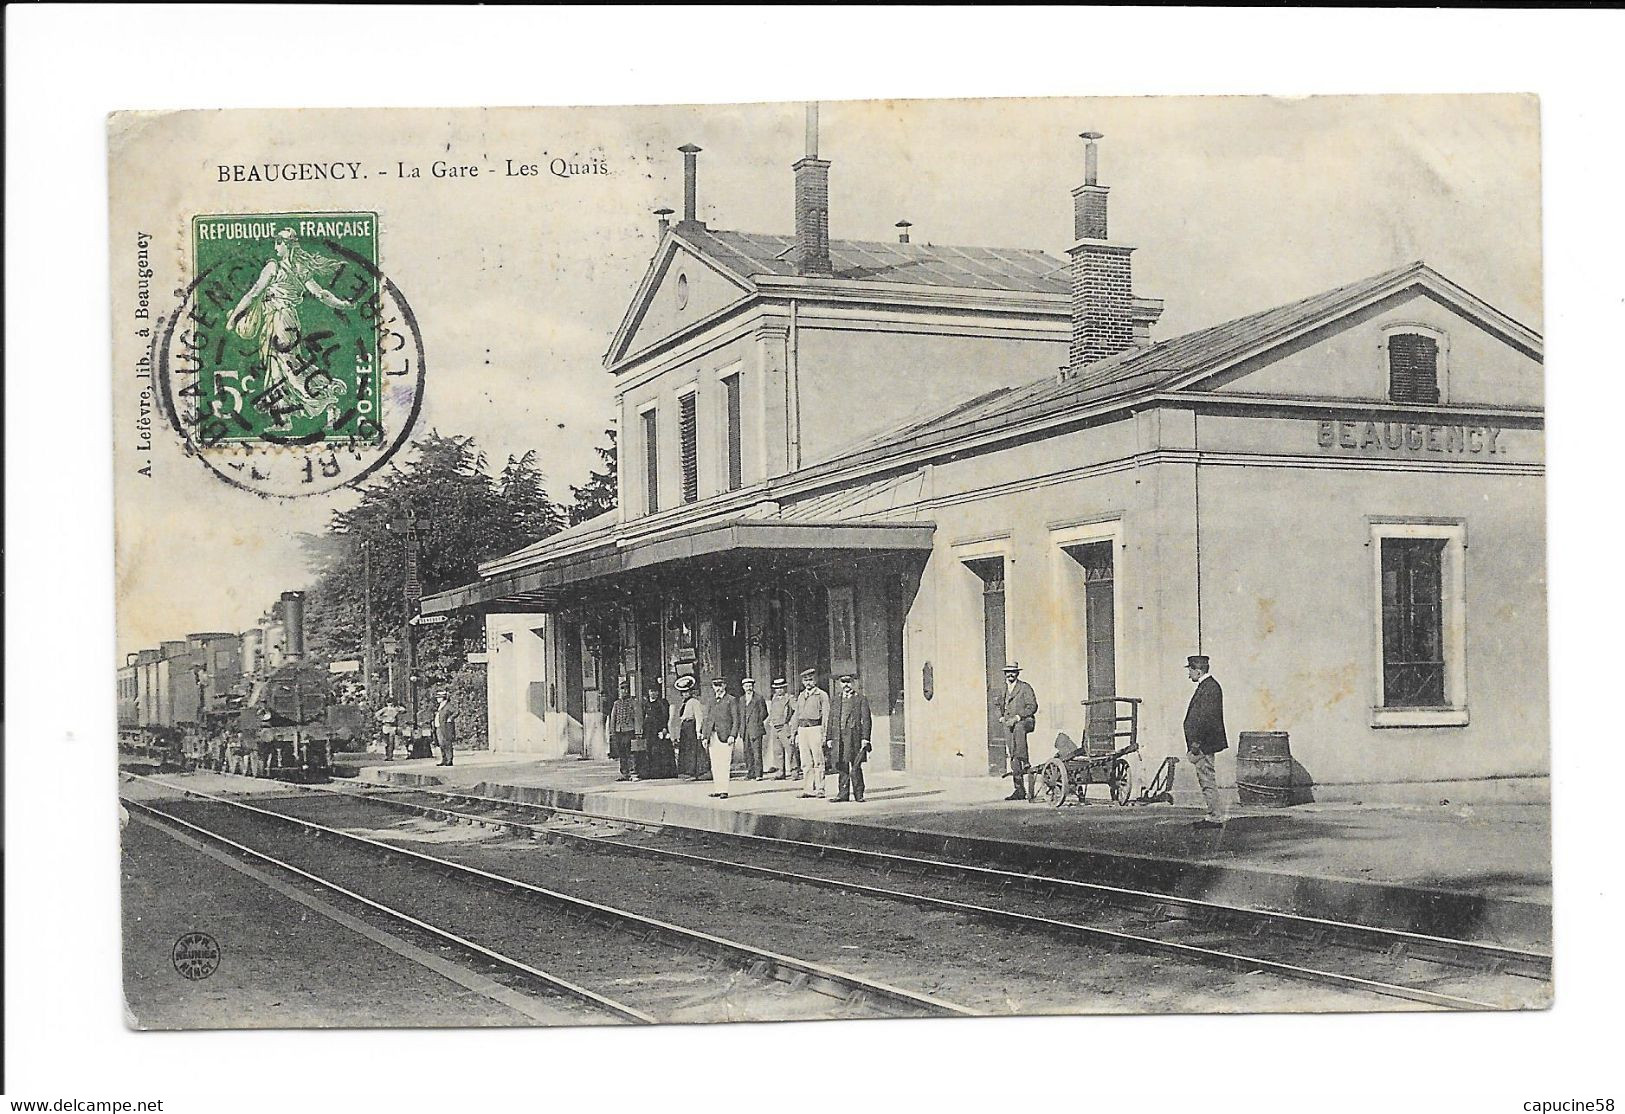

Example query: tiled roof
[817,261,1438,465]
[684,228,1070,294]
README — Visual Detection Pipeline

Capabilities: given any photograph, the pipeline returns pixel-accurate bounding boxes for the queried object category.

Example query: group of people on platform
[607,668,874,802]
[371,689,460,766]
[608,651,1229,825]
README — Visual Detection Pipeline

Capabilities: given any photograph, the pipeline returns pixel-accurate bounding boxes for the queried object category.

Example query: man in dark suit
[998,663,1039,800]
[705,677,741,799]
[830,673,873,802]
[739,677,770,780]
[1183,655,1228,828]
[433,689,459,767]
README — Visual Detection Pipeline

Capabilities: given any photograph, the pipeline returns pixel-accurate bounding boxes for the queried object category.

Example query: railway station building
[425,127,1546,803]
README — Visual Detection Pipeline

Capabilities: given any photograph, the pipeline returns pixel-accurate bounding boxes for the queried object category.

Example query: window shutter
[724,374,743,492]
[1388,334,1440,404]
[678,393,698,504]
[642,408,659,515]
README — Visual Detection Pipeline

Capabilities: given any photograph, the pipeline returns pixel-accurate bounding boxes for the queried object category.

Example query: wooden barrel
[1236,731,1294,806]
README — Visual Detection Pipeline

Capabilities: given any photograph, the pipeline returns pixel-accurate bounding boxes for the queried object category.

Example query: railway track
[298,776,1546,1011]
[122,773,978,1024]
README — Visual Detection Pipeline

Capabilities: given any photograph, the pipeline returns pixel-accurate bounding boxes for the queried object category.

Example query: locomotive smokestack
[281,591,306,663]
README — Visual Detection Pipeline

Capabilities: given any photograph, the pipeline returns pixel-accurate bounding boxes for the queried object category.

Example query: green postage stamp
[189,213,381,446]
[161,211,425,497]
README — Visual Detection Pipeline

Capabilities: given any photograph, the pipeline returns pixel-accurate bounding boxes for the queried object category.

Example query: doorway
[885,569,910,770]
[1066,542,1117,748]
[637,603,663,697]
[718,597,748,693]
[790,585,830,683]
[561,618,585,756]
[965,557,1007,775]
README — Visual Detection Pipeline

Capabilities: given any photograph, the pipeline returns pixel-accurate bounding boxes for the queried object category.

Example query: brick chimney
[1068,132,1135,369]
[678,145,703,228]
[792,103,832,276]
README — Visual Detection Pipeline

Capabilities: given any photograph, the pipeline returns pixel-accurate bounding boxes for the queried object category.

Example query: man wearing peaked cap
[830,672,873,802]
[1183,655,1228,829]
[793,668,830,798]
[739,676,769,780]
[998,662,1039,800]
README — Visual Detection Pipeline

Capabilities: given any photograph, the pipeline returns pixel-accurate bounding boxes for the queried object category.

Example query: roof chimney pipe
[792,103,832,276]
[1067,130,1135,370]
[1073,131,1109,240]
[678,145,702,226]
[895,220,912,244]
[1082,130,1102,185]
[654,207,674,235]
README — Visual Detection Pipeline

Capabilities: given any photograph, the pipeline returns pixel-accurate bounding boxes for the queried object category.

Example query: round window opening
[675,273,690,310]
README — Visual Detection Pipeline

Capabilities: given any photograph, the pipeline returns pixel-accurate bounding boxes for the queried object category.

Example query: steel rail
[354,780,1551,982]
[127,774,976,1020]
[285,778,1516,1010]
[120,792,654,1024]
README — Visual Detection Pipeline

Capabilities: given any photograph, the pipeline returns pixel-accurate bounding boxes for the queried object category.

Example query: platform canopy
[421,517,935,615]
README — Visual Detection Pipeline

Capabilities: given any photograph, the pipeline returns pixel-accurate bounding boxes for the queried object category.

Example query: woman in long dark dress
[642,683,673,778]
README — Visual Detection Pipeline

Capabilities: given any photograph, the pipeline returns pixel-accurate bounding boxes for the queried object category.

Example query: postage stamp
[157,211,426,497]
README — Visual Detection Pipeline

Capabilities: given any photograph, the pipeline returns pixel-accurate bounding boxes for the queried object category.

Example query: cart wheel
[1038,759,1069,807]
[1110,758,1136,805]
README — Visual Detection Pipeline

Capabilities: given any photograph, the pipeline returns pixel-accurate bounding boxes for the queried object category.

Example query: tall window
[1387,332,1440,404]
[641,407,659,515]
[1380,537,1446,707]
[723,372,743,492]
[677,391,699,504]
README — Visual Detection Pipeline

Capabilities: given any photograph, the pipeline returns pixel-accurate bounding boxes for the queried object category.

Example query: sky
[109,93,1541,655]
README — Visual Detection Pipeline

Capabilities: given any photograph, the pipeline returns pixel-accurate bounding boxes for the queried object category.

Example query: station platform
[346,750,1552,951]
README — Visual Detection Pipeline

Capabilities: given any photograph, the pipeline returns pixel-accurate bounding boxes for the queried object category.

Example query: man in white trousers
[793,667,830,799]
[705,676,741,800]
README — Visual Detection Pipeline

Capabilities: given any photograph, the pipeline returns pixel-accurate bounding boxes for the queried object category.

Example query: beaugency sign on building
[1314,418,1507,455]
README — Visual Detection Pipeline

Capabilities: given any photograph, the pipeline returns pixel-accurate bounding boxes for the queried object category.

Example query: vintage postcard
[109,94,1549,1031]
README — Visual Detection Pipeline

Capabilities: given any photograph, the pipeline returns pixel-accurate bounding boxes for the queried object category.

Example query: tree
[568,428,617,525]
[498,450,566,543]
[299,431,565,705]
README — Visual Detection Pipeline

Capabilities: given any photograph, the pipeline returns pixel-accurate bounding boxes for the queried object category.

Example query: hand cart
[1026,696,1180,807]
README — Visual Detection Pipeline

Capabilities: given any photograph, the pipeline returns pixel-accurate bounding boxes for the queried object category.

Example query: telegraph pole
[389,514,424,753]
[361,540,375,708]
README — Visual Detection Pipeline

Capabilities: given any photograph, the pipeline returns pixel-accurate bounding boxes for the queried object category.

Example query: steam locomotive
[118,590,365,781]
